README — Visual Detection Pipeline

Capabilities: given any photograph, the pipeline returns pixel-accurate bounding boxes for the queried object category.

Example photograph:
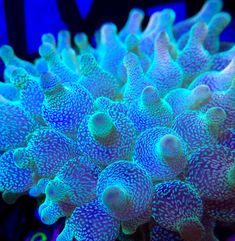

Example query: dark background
[0,0,235,240]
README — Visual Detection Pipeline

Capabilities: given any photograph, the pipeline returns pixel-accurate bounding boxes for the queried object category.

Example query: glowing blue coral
[134,127,188,181]
[0,101,35,151]
[96,160,154,221]
[77,111,137,167]
[186,144,235,200]
[14,128,76,178]
[57,200,120,241]
[0,0,235,240]
[40,71,94,139]
[152,180,204,241]
[39,156,101,224]
[0,150,34,196]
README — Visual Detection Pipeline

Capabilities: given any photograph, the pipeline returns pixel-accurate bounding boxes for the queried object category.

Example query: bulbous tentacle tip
[41,33,56,46]
[191,22,208,43]
[210,12,231,29]
[203,0,223,14]
[101,23,118,42]
[158,134,183,161]
[13,148,30,169]
[141,86,160,107]
[88,111,114,139]
[0,45,14,60]
[102,185,129,212]
[39,43,56,58]
[61,48,76,58]
[205,107,227,139]
[40,71,60,91]
[39,201,63,225]
[179,219,205,241]
[10,67,28,88]
[74,32,88,46]
[93,96,111,110]
[192,84,211,98]
[102,22,117,34]
[58,30,71,38]
[45,179,68,202]
[160,8,176,24]
[57,30,71,52]
[40,210,56,225]
[79,53,96,69]
[121,222,137,235]
[123,52,139,67]
[206,106,227,125]
[129,8,145,20]
[4,64,18,77]
[190,84,212,109]
[144,11,161,35]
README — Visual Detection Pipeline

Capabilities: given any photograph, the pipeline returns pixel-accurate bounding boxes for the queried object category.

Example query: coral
[134,127,189,182]
[152,180,204,241]
[97,161,154,221]
[0,0,235,240]
[186,144,235,200]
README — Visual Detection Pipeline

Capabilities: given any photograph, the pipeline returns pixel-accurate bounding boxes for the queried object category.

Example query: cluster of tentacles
[0,0,235,240]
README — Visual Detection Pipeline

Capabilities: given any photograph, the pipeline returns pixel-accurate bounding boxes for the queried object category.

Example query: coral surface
[0,0,235,240]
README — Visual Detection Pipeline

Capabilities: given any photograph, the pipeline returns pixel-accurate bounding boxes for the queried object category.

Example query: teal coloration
[119,9,144,42]
[173,0,223,40]
[186,144,235,200]
[189,59,235,91]
[14,128,76,178]
[0,45,38,76]
[97,161,154,221]
[0,82,19,101]
[152,180,204,240]
[99,23,127,84]
[0,150,34,194]
[177,11,231,53]
[39,43,80,84]
[134,127,188,182]
[94,96,128,117]
[40,71,94,139]
[146,32,183,97]
[127,86,174,132]
[0,101,35,151]
[177,22,211,87]
[172,109,223,149]
[123,52,153,105]
[10,67,45,121]
[79,53,119,99]
[77,110,137,167]
[0,1,234,240]
[201,79,235,130]
[57,200,120,241]
[39,156,101,224]
[211,45,235,70]
[165,84,212,116]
